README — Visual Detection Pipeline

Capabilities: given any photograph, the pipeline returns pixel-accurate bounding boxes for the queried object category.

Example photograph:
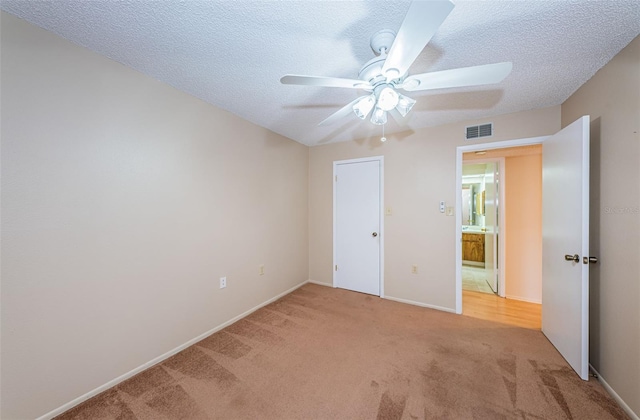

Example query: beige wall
[504,154,542,303]
[0,13,309,419]
[562,35,640,416]
[309,106,560,310]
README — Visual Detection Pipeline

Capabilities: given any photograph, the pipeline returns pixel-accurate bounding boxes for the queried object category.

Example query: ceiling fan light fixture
[353,94,376,119]
[280,1,514,132]
[370,107,387,125]
[375,84,399,111]
[395,94,416,117]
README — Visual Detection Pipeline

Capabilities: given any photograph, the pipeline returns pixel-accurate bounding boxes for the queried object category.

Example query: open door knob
[564,254,579,262]
[372,232,378,237]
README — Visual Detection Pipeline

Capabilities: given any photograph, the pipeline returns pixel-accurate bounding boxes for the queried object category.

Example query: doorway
[461,150,543,330]
[455,137,546,316]
[333,156,384,296]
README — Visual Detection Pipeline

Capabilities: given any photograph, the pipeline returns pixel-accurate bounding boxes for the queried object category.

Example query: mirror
[462,163,492,228]
[462,183,482,226]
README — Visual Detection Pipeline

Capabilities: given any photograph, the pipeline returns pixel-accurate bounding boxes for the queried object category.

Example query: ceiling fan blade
[318,96,367,126]
[381,0,454,81]
[281,75,372,90]
[401,62,513,92]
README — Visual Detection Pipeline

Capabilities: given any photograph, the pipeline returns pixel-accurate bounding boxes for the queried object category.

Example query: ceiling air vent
[465,123,493,140]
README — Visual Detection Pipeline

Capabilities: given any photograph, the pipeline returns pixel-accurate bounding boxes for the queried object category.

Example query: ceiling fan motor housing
[370,29,396,54]
[358,30,398,84]
[358,56,388,85]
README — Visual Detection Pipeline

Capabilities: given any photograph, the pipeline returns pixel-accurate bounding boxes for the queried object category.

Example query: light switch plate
[446,206,454,216]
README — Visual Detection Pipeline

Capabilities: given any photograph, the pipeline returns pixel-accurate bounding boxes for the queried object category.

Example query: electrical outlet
[259,264,265,275]
[411,265,418,274]
[220,277,226,289]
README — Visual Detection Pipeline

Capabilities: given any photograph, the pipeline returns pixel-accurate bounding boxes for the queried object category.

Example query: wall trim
[384,295,456,314]
[310,283,458,316]
[36,280,309,420]
[307,280,332,287]
[505,294,542,304]
[589,364,639,420]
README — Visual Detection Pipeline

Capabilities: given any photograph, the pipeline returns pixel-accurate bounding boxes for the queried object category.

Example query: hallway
[462,290,541,330]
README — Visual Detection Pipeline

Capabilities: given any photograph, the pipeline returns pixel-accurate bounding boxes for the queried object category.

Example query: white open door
[542,116,590,380]
[334,157,382,296]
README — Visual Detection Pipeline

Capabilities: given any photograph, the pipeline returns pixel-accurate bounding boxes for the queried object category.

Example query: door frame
[333,156,385,297]
[455,137,548,314]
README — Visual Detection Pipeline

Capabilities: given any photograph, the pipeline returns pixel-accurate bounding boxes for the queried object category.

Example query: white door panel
[542,116,590,380]
[334,159,381,296]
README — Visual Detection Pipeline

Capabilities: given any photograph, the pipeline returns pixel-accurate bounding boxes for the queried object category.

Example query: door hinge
[335,265,338,271]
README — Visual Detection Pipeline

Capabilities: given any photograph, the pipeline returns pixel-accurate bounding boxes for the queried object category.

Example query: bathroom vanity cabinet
[462,233,485,264]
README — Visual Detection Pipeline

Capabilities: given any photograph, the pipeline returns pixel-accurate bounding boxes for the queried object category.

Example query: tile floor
[462,265,495,294]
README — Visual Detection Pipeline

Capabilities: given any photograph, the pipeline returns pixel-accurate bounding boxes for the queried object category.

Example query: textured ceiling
[2,1,639,146]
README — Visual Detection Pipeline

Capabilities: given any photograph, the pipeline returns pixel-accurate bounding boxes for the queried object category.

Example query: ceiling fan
[280,0,512,129]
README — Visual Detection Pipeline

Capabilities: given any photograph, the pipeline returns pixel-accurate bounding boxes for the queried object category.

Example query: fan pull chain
[381,122,387,142]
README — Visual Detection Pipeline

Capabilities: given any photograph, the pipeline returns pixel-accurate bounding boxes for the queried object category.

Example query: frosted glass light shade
[370,107,387,125]
[377,86,399,111]
[352,94,376,119]
[396,94,416,117]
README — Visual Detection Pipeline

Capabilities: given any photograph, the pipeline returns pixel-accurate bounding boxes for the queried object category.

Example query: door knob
[583,256,598,264]
[372,232,378,237]
[564,254,579,263]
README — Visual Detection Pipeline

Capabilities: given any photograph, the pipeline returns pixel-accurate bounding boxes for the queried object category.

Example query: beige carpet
[57,284,627,419]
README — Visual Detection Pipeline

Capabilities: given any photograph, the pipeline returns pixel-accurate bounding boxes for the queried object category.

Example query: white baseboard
[505,294,542,304]
[384,295,456,314]
[589,364,639,420]
[36,280,309,420]
[307,280,332,287]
